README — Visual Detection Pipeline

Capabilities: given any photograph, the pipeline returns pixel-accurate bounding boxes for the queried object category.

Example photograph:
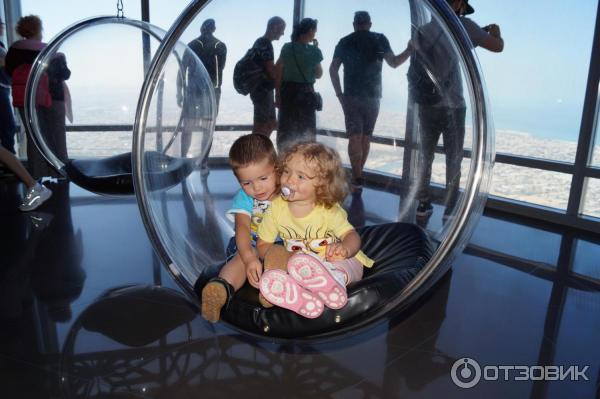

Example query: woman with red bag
[5,15,58,180]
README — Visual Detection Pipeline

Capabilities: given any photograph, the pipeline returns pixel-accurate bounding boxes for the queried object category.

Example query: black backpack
[233,48,266,96]
[190,38,223,86]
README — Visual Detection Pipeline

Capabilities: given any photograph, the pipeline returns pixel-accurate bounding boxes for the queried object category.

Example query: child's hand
[246,259,263,288]
[326,243,349,261]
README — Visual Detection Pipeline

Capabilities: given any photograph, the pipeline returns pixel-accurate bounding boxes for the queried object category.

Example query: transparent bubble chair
[24,16,215,195]
[129,0,494,339]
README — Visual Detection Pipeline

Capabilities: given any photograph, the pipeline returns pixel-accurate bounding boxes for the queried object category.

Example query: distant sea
[489,103,585,143]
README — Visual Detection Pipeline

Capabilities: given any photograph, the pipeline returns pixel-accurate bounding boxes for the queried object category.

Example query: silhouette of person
[330,11,410,192]
[249,16,286,137]
[179,18,227,176]
[5,15,58,180]
[38,52,70,167]
[0,17,17,154]
[410,0,503,221]
[275,18,323,151]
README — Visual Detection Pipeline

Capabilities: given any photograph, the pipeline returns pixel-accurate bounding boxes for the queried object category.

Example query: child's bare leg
[201,254,246,322]
[218,253,248,290]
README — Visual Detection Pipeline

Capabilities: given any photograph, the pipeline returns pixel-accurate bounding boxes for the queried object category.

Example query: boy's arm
[234,213,262,287]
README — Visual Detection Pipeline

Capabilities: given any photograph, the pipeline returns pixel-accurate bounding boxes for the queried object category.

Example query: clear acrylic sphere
[25,17,213,195]
[133,0,494,333]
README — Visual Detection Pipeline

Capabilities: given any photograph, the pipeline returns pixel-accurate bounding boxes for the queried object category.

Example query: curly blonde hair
[281,142,348,208]
[16,15,42,39]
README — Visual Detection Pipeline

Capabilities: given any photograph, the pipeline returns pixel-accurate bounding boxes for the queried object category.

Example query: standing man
[187,19,227,112]
[411,0,503,219]
[250,16,286,137]
[179,18,227,177]
[330,11,410,192]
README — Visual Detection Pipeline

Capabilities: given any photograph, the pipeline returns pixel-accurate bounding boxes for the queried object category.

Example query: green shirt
[280,42,323,84]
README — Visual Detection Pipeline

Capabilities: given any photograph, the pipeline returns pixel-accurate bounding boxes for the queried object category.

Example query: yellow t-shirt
[257,197,374,267]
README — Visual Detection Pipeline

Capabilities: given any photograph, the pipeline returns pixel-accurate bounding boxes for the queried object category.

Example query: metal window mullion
[141,0,150,22]
[293,0,304,25]
[566,1,600,217]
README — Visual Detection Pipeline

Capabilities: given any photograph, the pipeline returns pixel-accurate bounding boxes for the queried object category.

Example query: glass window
[305,0,412,139]
[490,164,572,210]
[21,0,142,39]
[150,0,294,129]
[581,177,600,218]
[476,1,597,163]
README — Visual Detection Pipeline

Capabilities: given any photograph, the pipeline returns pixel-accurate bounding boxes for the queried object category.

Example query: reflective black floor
[1,170,599,399]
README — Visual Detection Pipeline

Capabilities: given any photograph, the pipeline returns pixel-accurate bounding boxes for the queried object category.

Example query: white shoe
[19,183,52,212]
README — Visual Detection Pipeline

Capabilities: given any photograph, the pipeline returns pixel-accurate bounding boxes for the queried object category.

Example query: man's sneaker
[19,183,52,212]
[416,201,433,217]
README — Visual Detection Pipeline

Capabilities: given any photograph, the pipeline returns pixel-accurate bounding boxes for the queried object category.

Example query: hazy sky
[16,0,599,141]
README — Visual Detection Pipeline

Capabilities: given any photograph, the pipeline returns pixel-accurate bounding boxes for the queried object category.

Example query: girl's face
[280,153,319,204]
[235,157,278,201]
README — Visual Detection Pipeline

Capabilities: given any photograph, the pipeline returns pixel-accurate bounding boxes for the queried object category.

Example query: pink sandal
[259,269,324,318]
[287,253,348,309]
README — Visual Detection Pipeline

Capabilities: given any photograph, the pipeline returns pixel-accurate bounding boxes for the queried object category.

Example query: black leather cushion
[197,222,434,338]
[64,151,194,195]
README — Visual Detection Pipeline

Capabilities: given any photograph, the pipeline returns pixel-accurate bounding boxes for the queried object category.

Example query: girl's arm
[234,213,262,287]
[326,229,361,261]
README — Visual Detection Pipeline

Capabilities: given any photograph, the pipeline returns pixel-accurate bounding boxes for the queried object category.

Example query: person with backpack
[237,17,286,137]
[178,19,227,176]
[410,0,503,221]
[187,19,227,111]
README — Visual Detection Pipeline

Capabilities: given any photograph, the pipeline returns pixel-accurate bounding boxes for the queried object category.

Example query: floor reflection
[1,171,599,398]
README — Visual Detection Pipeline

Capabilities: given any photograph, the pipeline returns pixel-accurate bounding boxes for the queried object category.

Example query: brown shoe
[201,280,229,322]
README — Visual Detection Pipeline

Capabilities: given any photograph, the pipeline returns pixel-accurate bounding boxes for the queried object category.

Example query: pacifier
[281,186,294,198]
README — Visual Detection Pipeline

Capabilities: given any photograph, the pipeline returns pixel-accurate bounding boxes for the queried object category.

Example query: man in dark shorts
[250,16,286,137]
[330,11,410,192]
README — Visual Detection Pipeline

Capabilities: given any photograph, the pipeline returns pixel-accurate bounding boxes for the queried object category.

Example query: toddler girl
[256,142,373,318]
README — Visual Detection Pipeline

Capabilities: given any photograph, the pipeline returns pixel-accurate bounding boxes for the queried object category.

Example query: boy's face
[235,157,277,201]
[280,154,319,204]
